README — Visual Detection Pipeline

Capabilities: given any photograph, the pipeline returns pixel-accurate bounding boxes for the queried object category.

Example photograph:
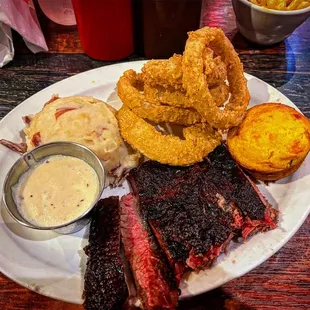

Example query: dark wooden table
[0,1,309,309]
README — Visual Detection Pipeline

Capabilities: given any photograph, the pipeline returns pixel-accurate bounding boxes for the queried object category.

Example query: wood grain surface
[0,0,309,309]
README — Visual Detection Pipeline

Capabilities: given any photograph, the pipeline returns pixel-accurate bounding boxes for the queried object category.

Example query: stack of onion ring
[116,27,249,166]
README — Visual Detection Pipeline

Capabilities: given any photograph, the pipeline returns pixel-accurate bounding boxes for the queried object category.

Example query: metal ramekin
[2,141,105,234]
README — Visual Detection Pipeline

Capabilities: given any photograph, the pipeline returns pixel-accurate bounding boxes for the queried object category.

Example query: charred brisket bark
[83,197,128,310]
[206,145,278,239]
[128,161,193,202]
[120,194,179,310]
[127,145,278,281]
[128,161,236,279]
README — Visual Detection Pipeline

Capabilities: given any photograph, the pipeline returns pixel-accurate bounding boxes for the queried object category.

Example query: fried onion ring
[210,83,230,107]
[182,27,250,129]
[117,106,222,166]
[206,56,227,87]
[142,54,184,90]
[144,82,229,108]
[117,69,202,125]
[144,84,191,108]
[117,70,145,109]
[131,104,202,125]
[142,51,227,89]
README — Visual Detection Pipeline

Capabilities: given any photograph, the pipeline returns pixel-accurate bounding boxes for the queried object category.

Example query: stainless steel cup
[2,141,105,234]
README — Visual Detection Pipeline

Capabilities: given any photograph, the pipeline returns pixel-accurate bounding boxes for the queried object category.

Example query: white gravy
[13,155,99,227]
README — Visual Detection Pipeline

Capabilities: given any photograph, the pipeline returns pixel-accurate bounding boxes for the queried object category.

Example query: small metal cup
[2,141,105,234]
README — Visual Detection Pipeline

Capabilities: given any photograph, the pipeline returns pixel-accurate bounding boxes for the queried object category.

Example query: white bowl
[232,0,310,45]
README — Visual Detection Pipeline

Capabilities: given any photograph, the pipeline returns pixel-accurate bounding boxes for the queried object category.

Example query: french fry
[296,0,310,8]
[276,0,287,9]
[249,0,309,9]
[287,0,303,9]
[266,0,278,9]
[249,0,260,5]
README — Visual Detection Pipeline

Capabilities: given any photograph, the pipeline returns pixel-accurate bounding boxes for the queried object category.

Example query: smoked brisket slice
[128,163,237,279]
[120,194,179,310]
[146,191,234,276]
[83,197,128,310]
[128,161,193,202]
[127,145,278,281]
[206,145,278,239]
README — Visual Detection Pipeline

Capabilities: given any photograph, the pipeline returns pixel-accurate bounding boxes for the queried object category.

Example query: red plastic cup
[72,0,134,61]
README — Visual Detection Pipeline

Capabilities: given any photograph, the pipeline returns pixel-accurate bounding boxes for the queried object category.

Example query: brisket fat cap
[83,197,129,310]
[120,194,179,310]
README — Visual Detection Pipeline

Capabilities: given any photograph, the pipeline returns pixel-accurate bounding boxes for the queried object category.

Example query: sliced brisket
[120,194,179,310]
[128,162,237,278]
[148,166,235,273]
[128,161,193,202]
[206,145,278,240]
[127,144,278,281]
[83,197,128,310]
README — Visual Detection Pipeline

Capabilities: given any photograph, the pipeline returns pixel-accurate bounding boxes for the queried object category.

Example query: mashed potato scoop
[18,96,140,186]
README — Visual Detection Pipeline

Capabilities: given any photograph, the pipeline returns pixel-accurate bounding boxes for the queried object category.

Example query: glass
[71,0,134,61]
[133,0,203,59]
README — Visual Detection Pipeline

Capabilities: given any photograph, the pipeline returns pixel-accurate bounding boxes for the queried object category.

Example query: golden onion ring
[144,82,229,108]
[210,83,230,107]
[117,69,202,125]
[142,51,227,90]
[182,27,250,130]
[141,54,184,90]
[117,106,222,166]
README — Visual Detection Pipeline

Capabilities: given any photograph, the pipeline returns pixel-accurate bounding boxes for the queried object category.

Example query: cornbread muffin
[227,103,310,181]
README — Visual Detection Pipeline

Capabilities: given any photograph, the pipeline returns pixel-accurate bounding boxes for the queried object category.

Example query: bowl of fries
[232,0,310,45]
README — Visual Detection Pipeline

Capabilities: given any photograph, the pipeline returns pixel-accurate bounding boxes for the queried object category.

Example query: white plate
[0,61,309,304]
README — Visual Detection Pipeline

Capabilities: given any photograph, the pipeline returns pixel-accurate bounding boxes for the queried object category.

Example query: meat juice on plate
[13,155,99,227]
[133,0,202,58]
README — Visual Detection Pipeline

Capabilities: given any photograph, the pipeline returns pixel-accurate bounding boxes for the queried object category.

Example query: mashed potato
[24,96,140,185]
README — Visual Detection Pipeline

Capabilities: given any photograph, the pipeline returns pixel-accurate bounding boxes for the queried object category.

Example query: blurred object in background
[38,0,76,26]
[232,0,310,45]
[0,0,48,67]
[71,0,133,61]
[133,0,202,59]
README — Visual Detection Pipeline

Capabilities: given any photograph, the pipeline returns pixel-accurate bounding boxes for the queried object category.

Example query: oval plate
[0,61,309,304]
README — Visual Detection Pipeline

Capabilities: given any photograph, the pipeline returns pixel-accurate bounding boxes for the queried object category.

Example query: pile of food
[117,27,250,166]
[248,0,310,10]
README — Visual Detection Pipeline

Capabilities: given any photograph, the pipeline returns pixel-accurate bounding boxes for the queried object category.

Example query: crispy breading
[142,51,227,90]
[182,27,250,129]
[142,54,184,90]
[117,69,202,125]
[144,82,229,108]
[117,106,222,166]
